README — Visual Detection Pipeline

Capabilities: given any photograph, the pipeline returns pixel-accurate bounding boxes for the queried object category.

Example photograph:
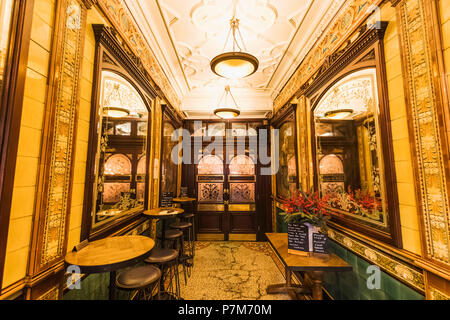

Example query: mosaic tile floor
[179,241,291,300]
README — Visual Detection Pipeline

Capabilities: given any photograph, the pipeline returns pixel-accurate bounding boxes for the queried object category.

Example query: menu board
[160,192,173,207]
[312,233,329,254]
[288,223,309,253]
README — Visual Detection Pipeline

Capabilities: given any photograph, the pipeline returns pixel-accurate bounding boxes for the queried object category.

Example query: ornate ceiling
[125,0,346,118]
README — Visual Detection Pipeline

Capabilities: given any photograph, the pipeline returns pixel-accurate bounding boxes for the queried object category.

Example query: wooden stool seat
[116,265,161,290]
[145,248,179,264]
[181,213,195,219]
[161,229,183,240]
[170,222,192,230]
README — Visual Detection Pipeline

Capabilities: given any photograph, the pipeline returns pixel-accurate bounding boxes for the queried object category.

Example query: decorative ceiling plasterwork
[96,0,182,109]
[160,0,313,91]
[125,0,346,118]
[274,0,383,112]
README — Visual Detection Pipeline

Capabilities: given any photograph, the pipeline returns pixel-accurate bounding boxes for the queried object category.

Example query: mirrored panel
[160,119,179,199]
[314,68,388,231]
[0,0,13,98]
[276,121,297,199]
[92,71,149,228]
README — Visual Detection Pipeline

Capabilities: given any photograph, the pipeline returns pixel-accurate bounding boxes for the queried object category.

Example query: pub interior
[0,0,450,301]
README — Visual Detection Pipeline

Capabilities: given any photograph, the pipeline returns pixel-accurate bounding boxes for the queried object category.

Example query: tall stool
[115,265,161,300]
[158,228,189,284]
[145,248,181,300]
[169,221,194,281]
[173,197,196,269]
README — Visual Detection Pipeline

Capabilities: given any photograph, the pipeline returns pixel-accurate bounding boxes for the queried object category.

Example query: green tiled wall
[323,240,425,300]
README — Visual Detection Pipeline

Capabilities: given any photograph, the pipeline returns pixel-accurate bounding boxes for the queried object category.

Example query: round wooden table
[65,235,155,300]
[143,207,183,248]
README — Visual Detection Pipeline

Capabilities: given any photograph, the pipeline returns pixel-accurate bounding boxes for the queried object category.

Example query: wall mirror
[306,23,401,245]
[160,106,182,202]
[271,105,298,201]
[92,71,150,228]
[82,25,156,240]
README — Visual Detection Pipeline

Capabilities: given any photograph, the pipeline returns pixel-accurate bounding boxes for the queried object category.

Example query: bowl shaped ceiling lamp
[214,85,241,119]
[211,18,259,79]
[103,83,130,118]
[324,109,354,120]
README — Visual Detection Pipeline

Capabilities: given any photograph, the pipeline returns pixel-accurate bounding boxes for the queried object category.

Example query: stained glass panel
[198,155,223,175]
[229,155,255,175]
[230,183,255,203]
[104,154,132,175]
[198,183,223,203]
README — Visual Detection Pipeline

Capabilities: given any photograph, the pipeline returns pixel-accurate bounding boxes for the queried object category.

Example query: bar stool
[159,228,189,284]
[115,265,161,300]
[145,248,181,300]
[180,213,196,266]
[169,221,194,280]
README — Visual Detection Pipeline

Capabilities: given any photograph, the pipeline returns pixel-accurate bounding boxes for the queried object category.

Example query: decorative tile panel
[328,229,425,292]
[39,0,87,269]
[396,0,450,264]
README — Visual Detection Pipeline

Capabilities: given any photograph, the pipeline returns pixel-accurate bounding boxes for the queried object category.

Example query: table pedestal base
[266,269,324,300]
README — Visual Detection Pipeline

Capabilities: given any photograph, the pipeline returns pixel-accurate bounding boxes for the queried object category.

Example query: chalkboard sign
[312,233,329,254]
[287,223,309,255]
[161,192,173,208]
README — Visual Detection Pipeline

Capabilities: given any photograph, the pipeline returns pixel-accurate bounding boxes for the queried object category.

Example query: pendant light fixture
[214,85,241,119]
[324,109,354,120]
[211,18,259,79]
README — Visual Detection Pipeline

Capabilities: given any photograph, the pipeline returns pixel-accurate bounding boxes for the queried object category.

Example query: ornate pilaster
[30,0,87,278]
[395,0,450,266]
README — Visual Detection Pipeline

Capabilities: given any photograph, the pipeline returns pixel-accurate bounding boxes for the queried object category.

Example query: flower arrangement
[280,190,331,233]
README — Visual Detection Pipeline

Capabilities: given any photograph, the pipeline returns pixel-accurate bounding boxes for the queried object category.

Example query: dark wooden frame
[158,104,183,204]
[181,119,270,240]
[0,0,34,291]
[81,25,157,241]
[302,22,402,247]
[270,104,300,203]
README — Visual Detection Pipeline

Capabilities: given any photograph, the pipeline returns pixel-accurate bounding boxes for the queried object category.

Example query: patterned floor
[179,241,291,300]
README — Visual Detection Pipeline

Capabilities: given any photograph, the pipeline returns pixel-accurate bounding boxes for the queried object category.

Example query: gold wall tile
[17,127,42,158]
[71,183,85,208]
[399,204,421,231]
[68,205,83,231]
[24,69,47,104]
[5,216,33,253]
[392,138,413,162]
[9,187,36,221]
[30,13,52,52]
[33,0,55,29]
[66,227,81,254]
[401,226,422,255]
[390,117,410,141]
[2,248,29,288]
[13,156,39,188]
[395,160,415,184]
[397,183,418,207]
[21,96,45,130]
[27,40,50,77]
[389,95,407,121]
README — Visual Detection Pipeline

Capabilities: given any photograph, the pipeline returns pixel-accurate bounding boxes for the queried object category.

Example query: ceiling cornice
[273,0,384,111]
[95,0,182,110]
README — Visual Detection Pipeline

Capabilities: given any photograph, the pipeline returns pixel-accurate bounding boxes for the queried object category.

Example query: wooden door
[195,150,257,240]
